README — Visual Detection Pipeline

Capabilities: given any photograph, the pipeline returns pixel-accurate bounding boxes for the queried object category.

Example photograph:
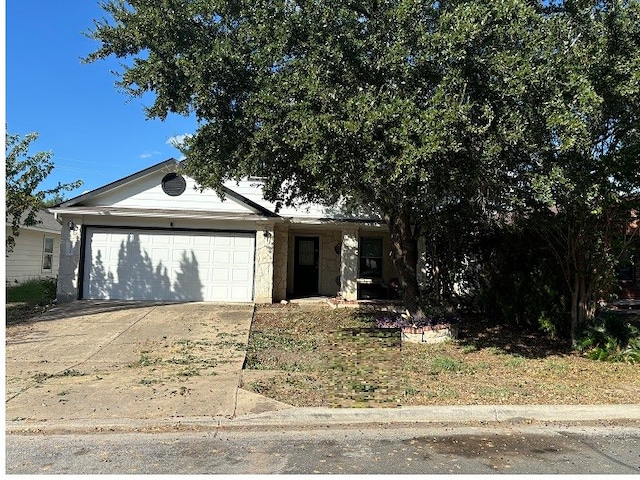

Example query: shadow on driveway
[7,300,183,326]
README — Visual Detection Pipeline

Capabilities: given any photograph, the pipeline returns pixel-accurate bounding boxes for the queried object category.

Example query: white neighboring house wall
[5,210,62,285]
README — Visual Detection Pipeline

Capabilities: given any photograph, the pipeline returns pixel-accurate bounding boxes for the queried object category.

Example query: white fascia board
[50,207,283,222]
[286,217,386,228]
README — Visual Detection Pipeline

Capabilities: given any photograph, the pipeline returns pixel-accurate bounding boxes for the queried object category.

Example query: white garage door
[83,227,255,302]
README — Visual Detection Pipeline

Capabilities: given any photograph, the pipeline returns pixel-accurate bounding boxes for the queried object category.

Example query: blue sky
[6,1,198,199]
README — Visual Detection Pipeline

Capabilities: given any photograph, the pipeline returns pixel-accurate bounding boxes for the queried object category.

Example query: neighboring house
[619,257,639,299]
[619,210,640,300]
[49,159,400,303]
[5,210,62,285]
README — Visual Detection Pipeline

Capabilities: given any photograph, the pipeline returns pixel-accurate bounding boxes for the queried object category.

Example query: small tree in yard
[5,130,82,252]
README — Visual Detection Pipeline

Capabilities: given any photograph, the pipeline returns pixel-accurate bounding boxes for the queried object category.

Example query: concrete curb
[225,404,640,428]
[6,405,640,434]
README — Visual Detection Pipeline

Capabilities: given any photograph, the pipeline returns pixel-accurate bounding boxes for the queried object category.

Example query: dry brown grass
[242,304,640,408]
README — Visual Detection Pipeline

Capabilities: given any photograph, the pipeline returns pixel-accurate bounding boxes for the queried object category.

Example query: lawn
[242,304,640,407]
[6,278,57,325]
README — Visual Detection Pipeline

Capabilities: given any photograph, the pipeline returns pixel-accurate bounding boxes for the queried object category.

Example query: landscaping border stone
[401,324,459,344]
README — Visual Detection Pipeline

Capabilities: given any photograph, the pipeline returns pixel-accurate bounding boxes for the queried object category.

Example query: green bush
[475,224,569,337]
[577,312,640,364]
[6,278,57,304]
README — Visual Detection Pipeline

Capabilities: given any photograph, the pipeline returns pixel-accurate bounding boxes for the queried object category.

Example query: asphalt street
[6,422,640,474]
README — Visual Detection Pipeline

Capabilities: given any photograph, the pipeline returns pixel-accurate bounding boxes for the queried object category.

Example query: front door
[293,236,319,295]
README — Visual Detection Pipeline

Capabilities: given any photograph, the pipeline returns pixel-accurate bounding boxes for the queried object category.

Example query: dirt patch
[324,328,403,407]
[6,302,55,328]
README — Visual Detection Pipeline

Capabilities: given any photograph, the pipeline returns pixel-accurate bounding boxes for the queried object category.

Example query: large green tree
[521,0,640,344]
[86,0,552,313]
[5,130,82,252]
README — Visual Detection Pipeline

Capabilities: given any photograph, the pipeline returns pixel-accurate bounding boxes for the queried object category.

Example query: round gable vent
[161,173,187,196]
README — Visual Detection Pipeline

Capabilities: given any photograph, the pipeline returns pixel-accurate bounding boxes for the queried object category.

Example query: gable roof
[50,158,384,225]
[53,158,278,218]
[56,158,179,208]
[6,209,62,234]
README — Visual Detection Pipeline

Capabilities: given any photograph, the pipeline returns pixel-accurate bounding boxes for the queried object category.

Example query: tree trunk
[570,273,579,347]
[432,241,441,303]
[570,271,593,347]
[386,208,421,316]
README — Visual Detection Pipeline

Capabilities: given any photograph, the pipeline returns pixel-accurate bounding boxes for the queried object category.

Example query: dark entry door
[293,237,319,295]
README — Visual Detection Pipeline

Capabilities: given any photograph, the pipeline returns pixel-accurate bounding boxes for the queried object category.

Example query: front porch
[259,221,400,303]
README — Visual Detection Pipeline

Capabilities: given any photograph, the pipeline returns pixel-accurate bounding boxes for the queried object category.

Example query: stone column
[272,224,289,302]
[57,216,83,303]
[340,227,359,301]
[254,222,275,303]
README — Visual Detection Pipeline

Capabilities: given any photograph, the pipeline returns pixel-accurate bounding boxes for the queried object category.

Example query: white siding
[85,172,257,213]
[5,227,60,284]
[226,179,381,219]
[227,180,330,217]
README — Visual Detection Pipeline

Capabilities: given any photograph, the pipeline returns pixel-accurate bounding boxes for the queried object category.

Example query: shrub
[577,312,640,364]
[474,224,570,338]
[6,278,57,304]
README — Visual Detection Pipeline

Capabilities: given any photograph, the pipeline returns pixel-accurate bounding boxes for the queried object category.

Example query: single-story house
[5,210,62,285]
[49,158,401,303]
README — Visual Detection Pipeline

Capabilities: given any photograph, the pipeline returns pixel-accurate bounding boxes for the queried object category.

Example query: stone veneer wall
[254,223,275,303]
[57,216,83,303]
[320,230,342,297]
[340,228,359,301]
[272,224,289,301]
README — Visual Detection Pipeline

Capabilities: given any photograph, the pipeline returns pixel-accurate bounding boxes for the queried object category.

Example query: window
[359,237,383,278]
[618,266,634,282]
[42,236,54,271]
[618,254,636,283]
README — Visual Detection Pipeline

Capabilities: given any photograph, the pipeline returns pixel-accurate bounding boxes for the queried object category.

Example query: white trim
[51,207,281,222]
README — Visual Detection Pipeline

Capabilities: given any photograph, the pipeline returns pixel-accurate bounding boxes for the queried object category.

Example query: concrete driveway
[6,301,290,427]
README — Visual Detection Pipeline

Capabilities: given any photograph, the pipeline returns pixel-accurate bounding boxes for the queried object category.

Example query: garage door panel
[209,286,229,301]
[231,286,251,300]
[234,251,251,264]
[152,248,171,261]
[83,228,255,302]
[171,249,191,263]
[212,268,229,281]
[191,250,213,264]
[213,251,231,264]
[212,235,232,246]
[232,269,251,282]
[151,235,171,245]
[193,236,213,246]
[233,236,253,247]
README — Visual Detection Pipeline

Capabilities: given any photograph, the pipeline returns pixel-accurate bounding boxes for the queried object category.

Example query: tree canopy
[5,130,82,252]
[86,0,640,329]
